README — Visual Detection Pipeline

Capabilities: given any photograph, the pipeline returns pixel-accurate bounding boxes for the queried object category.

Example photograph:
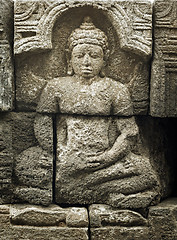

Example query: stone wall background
[0,0,177,239]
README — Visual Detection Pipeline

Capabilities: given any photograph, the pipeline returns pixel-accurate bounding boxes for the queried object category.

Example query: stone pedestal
[148,198,177,240]
[0,204,89,240]
[89,204,149,240]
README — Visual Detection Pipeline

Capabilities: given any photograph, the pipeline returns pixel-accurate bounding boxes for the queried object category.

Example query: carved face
[71,44,104,79]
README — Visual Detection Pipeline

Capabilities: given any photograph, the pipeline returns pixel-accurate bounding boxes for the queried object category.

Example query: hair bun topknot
[67,16,108,52]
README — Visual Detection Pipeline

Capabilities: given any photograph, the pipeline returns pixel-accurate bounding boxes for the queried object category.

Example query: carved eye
[90,53,100,59]
[75,54,84,59]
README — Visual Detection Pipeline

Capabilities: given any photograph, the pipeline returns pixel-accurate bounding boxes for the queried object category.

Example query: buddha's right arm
[34,113,54,154]
[85,116,139,170]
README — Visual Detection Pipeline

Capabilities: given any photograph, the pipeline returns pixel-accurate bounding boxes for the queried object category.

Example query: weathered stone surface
[31,15,160,209]
[148,198,177,240]
[0,113,13,204]
[15,0,152,114]
[0,0,14,111]
[150,0,177,117]
[136,116,175,199]
[89,204,147,228]
[0,204,89,240]
[91,227,149,240]
[0,112,53,205]
[10,112,38,155]
[55,115,160,209]
[14,146,53,206]
[12,113,53,206]
[0,205,11,239]
[34,113,53,153]
[10,204,88,228]
[89,204,149,240]
[90,200,177,239]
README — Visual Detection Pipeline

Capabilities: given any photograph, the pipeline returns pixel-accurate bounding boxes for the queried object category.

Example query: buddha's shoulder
[47,76,74,86]
[44,77,75,93]
[105,77,130,96]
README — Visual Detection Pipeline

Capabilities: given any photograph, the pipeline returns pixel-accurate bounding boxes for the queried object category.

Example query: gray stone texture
[55,115,161,209]
[148,198,177,240]
[14,0,152,114]
[150,0,177,117]
[14,146,53,206]
[90,199,177,240]
[91,227,149,240]
[13,113,53,206]
[0,0,175,239]
[0,204,89,240]
[89,204,147,228]
[89,204,149,240]
[33,8,161,210]
[136,117,175,199]
[0,0,14,111]
[0,113,13,203]
[0,112,53,205]
[0,112,40,204]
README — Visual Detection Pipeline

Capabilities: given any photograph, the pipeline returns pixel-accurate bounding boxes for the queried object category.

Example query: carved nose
[83,54,91,66]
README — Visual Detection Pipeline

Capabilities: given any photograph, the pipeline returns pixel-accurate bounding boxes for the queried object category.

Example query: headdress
[67,16,108,52]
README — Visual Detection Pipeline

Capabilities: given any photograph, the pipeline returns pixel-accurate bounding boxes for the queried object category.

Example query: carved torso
[37,76,133,116]
[37,75,160,208]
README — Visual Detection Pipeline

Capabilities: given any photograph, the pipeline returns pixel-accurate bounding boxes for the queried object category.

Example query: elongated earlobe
[99,68,105,77]
[67,62,74,76]
[99,61,106,77]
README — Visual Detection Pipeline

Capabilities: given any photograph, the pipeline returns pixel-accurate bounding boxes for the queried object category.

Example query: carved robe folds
[37,77,160,209]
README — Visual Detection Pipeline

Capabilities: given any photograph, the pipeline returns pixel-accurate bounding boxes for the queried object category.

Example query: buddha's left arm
[107,116,139,161]
[107,82,138,162]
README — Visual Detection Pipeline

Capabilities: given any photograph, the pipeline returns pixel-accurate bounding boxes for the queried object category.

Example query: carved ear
[99,68,105,78]
[65,48,71,62]
[104,49,110,61]
[67,61,74,76]
[100,61,106,78]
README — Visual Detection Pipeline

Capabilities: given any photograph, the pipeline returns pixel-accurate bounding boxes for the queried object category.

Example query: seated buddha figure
[37,17,160,209]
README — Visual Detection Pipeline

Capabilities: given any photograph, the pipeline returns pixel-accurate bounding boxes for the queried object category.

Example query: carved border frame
[14,0,152,57]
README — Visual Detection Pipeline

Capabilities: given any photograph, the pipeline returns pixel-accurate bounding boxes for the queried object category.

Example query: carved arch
[14,0,152,57]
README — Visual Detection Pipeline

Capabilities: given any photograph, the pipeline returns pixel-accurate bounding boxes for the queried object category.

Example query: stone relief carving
[0,113,13,204]
[0,0,14,111]
[150,0,177,117]
[14,0,152,56]
[0,0,176,239]
[0,204,89,240]
[14,0,152,114]
[37,17,161,209]
[13,113,53,206]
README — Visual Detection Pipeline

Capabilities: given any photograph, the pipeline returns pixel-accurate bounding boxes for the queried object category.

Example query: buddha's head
[66,16,109,79]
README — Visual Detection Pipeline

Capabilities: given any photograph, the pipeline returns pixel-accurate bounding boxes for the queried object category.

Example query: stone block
[14,0,152,114]
[0,205,11,239]
[91,227,149,240]
[12,113,53,206]
[148,198,177,240]
[55,114,161,209]
[89,204,147,228]
[0,112,53,205]
[136,116,175,199]
[150,0,177,117]
[0,204,89,240]
[89,204,149,239]
[0,113,13,203]
[0,0,14,111]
